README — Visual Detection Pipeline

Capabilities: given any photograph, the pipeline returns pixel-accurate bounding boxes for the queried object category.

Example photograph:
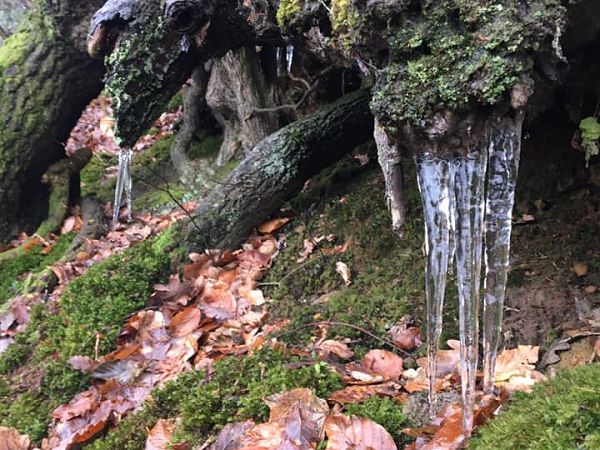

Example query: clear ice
[414,135,520,434]
[113,147,133,225]
[453,151,487,433]
[286,44,294,74]
[415,153,455,415]
[483,118,523,394]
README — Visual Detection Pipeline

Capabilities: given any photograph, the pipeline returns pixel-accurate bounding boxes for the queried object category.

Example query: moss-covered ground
[262,153,460,355]
[0,236,174,442]
[471,363,600,449]
[86,347,344,450]
[0,233,73,307]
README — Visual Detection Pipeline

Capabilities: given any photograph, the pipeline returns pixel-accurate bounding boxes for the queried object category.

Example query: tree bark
[207,45,280,165]
[0,0,105,243]
[183,89,373,251]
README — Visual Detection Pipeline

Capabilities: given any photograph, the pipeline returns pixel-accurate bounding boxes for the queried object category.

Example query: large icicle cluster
[378,114,523,433]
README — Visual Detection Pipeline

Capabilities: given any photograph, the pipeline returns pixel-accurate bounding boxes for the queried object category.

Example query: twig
[276,320,412,357]
[247,67,334,119]
[131,170,203,234]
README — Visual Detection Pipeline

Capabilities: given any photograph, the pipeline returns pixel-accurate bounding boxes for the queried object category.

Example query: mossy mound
[0,235,174,441]
[471,363,600,449]
[86,347,344,449]
[263,155,460,353]
[0,233,73,307]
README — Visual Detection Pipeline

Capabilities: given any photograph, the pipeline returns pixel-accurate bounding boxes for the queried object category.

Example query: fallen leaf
[389,321,422,351]
[317,340,355,361]
[0,426,31,450]
[169,307,202,338]
[325,414,397,450]
[211,421,255,450]
[335,261,352,286]
[239,388,329,450]
[146,419,176,450]
[258,217,291,234]
[68,355,97,372]
[328,382,403,405]
[361,349,404,381]
[572,262,588,277]
[417,340,461,377]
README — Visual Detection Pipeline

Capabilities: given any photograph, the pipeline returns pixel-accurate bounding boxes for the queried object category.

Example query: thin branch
[247,67,334,119]
[275,321,411,357]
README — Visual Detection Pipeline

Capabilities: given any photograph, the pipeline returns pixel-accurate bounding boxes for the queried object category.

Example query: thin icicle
[276,47,282,77]
[415,152,455,417]
[482,117,523,393]
[113,147,133,225]
[286,44,294,74]
[453,151,487,434]
[374,119,406,236]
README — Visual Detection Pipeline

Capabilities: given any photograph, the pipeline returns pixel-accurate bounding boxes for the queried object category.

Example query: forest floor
[0,100,599,450]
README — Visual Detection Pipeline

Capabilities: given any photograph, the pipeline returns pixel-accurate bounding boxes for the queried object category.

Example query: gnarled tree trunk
[0,0,105,242]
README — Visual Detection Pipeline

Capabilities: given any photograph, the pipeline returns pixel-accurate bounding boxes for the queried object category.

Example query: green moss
[471,363,600,450]
[80,152,117,202]
[264,160,444,351]
[0,232,73,307]
[187,134,223,160]
[276,0,302,27]
[0,235,174,442]
[345,396,408,446]
[329,0,565,127]
[0,393,52,442]
[87,347,343,449]
[579,117,600,166]
[0,27,29,70]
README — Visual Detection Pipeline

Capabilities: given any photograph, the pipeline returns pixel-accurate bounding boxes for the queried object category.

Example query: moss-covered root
[471,363,600,450]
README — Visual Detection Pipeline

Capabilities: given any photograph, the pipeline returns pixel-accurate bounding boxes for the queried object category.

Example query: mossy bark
[183,88,373,250]
[0,0,105,243]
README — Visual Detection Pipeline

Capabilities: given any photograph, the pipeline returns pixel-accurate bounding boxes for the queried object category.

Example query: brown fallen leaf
[572,262,589,277]
[146,419,176,450]
[417,340,461,377]
[317,339,355,361]
[258,217,291,234]
[389,320,422,351]
[169,306,202,338]
[211,421,255,450]
[328,382,403,405]
[325,414,397,450]
[237,388,329,450]
[0,426,31,450]
[361,349,404,381]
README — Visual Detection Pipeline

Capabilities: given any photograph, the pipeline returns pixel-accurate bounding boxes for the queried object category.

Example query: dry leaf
[328,382,402,405]
[572,262,588,277]
[317,340,355,360]
[325,414,397,450]
[239,388,329,450]
[361,349,403,381]
[211,421,255,450]
[335,262,352,286]
[258,217,291,234]
[146,419,176,450]
[169,307,202,338]
[389,321,422,351]
[0,426,31,450]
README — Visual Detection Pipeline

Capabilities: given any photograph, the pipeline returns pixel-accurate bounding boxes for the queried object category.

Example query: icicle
[113,147,133,225]
[374,119,406,236]
[415,152,455,416]
[453,150,487,434]
[286,44,294,74]
[482,118,523,393]
[276,47,282,77]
